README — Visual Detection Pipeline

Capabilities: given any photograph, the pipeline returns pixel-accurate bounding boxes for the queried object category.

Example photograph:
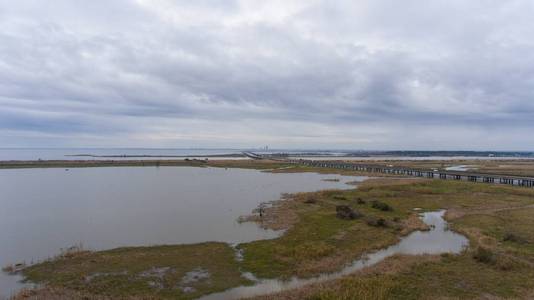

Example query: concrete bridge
[286,159,534,188]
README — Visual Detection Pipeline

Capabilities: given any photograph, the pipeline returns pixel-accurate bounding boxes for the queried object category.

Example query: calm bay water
[0,148,244,161]
[1,148,531,161]
[0,166,365,297]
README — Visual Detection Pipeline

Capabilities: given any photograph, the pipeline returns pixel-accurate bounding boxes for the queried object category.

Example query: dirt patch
[239,194,301,231]
[400,213,430,235]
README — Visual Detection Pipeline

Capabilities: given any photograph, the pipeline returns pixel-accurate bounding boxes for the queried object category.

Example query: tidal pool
[0,166,365,298]
[200,210,469,300]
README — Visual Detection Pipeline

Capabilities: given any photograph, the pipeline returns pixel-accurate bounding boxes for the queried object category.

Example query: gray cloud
[1,0,534,149]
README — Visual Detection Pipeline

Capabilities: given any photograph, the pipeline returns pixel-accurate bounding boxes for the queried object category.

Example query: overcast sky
[1,0,534,150]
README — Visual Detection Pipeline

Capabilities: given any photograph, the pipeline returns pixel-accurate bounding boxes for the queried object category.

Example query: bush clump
[502,232,528,244]
[336,205,362,220]
[333,195,347,200]
[356,198,366,205]
[304,195,318,204]
[473,246,495,264]
[371,200,393,211]
[366,216,387,227]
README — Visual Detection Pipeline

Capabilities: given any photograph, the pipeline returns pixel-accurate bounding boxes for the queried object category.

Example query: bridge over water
[286,159,534,187]
[244,154,534,187]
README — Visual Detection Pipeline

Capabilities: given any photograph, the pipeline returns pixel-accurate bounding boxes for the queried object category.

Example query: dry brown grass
[238,193,303,231]
[447,204,534,221]
[358,177,430,189]
[248,255,440,300]
[399,213,430,235]
[12,287,157,300]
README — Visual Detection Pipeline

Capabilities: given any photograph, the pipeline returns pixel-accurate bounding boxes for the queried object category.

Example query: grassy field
[8,161,534,299]
[240,182,421,279]
[300,253,534,300]
[252,179,534,300]
[21,242,250,300]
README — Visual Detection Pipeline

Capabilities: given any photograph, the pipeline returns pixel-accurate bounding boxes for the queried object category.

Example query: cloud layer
[1,0,534,149]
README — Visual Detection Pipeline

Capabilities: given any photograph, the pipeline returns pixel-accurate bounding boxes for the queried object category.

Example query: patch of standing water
[180,268,211,293]
[445,165,475,172]
[199,210,469,300]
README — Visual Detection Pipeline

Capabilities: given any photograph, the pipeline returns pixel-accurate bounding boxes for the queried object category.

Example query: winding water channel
[200,210,469,300]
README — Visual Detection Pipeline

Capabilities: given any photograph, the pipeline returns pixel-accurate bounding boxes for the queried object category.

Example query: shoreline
[0,159,211,169]
[4,161,534,299]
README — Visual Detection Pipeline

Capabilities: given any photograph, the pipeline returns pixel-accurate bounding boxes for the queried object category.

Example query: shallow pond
[200,210,469,300]
[445,165,473,171]
[0,166,365,298]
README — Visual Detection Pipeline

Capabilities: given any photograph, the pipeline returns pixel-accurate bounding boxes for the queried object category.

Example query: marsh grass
[473,247,495,264]
[297,180,534,299]
[21,242,250,299]
[503,232,529,244]
[371,200,393,211]
[308,276,398,300]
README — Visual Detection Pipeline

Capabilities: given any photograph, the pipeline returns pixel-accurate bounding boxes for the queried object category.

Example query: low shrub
[336,205,362,220]
[304,195,318,204]
[502,232,528,244]
[473,247,495,264]
[356,198,366,205]
[371,200,393,212]
[366,216,387,227]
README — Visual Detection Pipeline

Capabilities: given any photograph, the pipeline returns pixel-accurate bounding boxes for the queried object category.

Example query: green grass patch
[22,242,251,299]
